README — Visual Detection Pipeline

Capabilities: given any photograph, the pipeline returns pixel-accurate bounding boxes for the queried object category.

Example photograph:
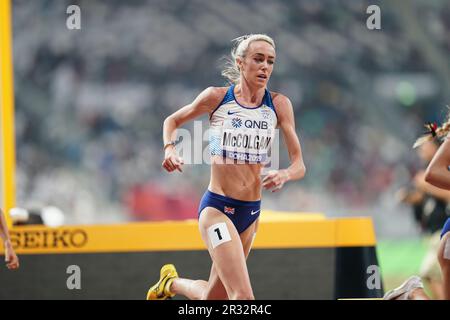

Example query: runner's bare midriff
[209,156,263,201]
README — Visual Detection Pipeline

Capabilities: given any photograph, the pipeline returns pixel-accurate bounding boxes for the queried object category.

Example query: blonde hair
[221,34,276,85]
[413,108,450,148]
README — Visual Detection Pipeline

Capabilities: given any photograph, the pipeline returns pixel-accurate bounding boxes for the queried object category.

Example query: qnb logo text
[244,120,269,129]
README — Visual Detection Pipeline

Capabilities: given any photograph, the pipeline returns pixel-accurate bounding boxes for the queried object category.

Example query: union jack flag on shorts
[224,206,235,214]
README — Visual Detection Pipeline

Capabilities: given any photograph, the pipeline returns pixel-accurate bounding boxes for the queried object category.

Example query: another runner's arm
[0,208,19,270]
[425,138,450,190]
[0,208,11,243]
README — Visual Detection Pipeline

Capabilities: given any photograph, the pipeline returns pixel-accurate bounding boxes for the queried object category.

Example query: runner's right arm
[162,87,225,173]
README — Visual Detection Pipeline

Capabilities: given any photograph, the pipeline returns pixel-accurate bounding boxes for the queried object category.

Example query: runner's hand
[262,170,290,192]
[4,241,19,270]
[162,147,184,173]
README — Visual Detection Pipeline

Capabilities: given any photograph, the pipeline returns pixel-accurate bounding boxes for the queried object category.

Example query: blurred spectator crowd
[10,0,450,235]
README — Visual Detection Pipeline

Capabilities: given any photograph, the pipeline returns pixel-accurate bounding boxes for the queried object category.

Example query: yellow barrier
[0,213,376,255]
[261,210,325,222]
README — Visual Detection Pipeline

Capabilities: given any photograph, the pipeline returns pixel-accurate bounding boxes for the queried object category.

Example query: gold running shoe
[146,264,178,300]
